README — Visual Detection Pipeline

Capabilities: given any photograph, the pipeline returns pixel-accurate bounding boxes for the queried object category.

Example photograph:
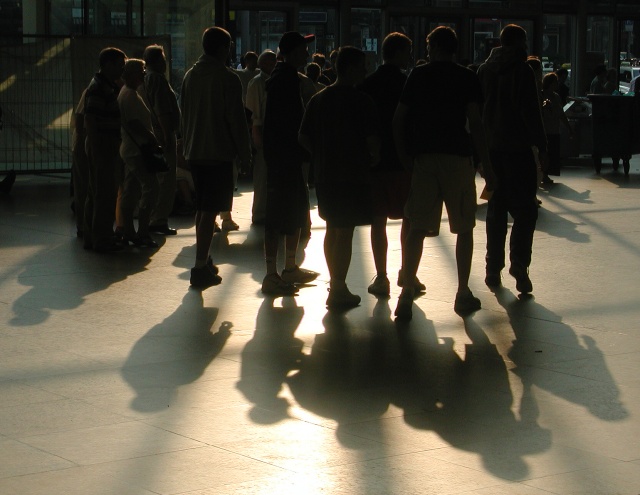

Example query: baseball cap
[278,32,316,55]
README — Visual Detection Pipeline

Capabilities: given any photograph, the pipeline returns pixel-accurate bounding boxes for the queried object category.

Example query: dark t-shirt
[400,61,483,157]
[84,73,121,135]
[263,61,308,164]
[358,64,407,171]
[300,85,379,184]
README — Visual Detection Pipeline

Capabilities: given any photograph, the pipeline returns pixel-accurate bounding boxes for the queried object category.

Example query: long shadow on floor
[494,288,628,423]
[121,290,231,412]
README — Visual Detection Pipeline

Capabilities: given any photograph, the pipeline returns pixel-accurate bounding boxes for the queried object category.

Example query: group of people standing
[73,22,550,320]
[73,45,181,252]
[182,23,548,320]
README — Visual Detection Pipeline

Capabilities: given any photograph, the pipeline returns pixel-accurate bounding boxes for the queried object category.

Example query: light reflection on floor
[1,163,640,494]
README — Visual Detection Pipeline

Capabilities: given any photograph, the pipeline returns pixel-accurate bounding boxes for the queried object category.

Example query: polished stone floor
[1,160,640,495]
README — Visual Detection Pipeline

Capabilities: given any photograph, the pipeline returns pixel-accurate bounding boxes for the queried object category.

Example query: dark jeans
[485,149,539,273]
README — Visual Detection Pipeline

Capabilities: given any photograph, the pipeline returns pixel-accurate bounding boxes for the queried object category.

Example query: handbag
[123,127,169,173]
[139,141,169,173]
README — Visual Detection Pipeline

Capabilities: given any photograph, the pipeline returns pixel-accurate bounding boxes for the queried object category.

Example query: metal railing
[0,34,170,174]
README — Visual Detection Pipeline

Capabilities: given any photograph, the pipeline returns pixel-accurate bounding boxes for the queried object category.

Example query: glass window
[390,17,460,66]
[619,20,639,63]
[351,8,382,54]
[143,0,216,90]
[300,7,338,57]
[231,10,287,65]
[586,15,611,59]
[1,0,24,38]
[472,19,533,64]
[543,15,574,73]
[85,0,132,35]
[470,0,538,7]
[50,0,84,35]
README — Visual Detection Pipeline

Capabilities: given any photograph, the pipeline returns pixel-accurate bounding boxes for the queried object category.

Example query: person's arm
[125,118,158,145]
[392,102,413,169]
[467,101,496,191]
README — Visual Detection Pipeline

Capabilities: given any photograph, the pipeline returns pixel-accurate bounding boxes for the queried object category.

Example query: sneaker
[397,268,426,292]
[485,271,502,288]
[368,275,390,296]
[221,219,240,231]
[261,273,298,296]
[281,265,319,285]
[190,265,222,289]
[326,286,361,309]
[394,289,414,321]
[509,265,533,294]
[454,291,481,315]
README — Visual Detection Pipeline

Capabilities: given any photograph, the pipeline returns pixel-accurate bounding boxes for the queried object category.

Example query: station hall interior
[2,0,640,494]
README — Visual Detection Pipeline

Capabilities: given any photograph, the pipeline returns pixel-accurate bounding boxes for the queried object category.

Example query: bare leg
[401,228,426,292]
[284,229,301,270]
[195,210,217,266]
[370,216,388,276]
[325,226,355,286]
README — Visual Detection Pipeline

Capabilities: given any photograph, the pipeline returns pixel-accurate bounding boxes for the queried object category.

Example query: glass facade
[19,0,638,97]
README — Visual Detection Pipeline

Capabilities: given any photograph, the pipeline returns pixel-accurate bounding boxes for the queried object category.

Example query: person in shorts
[261,32,320,296]
[393,26,495,320]
[358,32,423,297]
[180,27,252,289]
[299,46,380,309]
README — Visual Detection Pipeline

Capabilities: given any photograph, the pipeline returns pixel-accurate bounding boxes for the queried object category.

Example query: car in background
[619,64,640,83]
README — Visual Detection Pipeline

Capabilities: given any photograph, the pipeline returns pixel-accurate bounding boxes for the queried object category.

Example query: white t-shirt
[118,85,155,159]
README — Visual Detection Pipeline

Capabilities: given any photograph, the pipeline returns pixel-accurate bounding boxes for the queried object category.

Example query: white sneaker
[326,286,361,309]
[397,268,426,292]
[261,273,298,296]
[367,275,390,296]
[281,265,319,285]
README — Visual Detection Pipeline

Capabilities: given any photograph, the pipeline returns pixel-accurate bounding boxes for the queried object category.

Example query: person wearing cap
[260,31,320,296]
[180,26,252,289]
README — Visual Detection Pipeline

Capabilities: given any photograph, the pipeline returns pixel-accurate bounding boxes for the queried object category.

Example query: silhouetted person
[393,26,495,320]
[83,47,127,252]
[541,72,573,177]
[590,64,607,94]
[321,50,338,84]
[358,32,417,297]
[142,44,181,236]
[245,50,277,225]
[70,90,89,236]
[305,62,326,93]
[235,51,259,103]
[478,24,547,294]
[180,27,251,289]
[300,46,380,309]
[313,52,332,85]
[556,67,570,105]
[261,31,319,296]
[118,58,160,248]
